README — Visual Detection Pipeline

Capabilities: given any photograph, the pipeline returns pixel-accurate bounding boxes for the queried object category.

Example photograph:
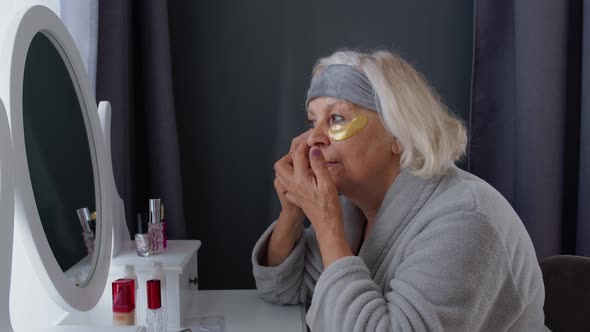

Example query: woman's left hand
[274,143,353,266]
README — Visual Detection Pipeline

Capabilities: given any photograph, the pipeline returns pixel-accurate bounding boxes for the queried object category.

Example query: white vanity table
[0,5,307,332]
[193,290,306,332]
[62,289,307,332]
[59,240,306,332]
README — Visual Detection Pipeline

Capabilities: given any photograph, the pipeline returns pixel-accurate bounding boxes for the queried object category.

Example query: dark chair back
[540,255,590,332]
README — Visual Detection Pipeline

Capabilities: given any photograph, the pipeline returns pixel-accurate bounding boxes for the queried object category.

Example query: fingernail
[311,149,320,157]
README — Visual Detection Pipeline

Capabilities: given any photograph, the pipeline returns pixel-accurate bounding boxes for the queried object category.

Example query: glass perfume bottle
[76,207,95,256]
[160,202,167,249]
[148,199,164,254]
[82,231,95,256]
[135,212,151,257]
[146,279,166,332]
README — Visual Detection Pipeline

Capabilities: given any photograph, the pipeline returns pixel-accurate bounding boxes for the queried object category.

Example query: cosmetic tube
[76,207,95,256]
[112,278,136,326]
[148,199,164,254]
[135,212,151,257]
[146,279,166,332]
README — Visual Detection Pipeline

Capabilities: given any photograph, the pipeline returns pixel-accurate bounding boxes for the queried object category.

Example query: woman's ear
[391,138,403,155]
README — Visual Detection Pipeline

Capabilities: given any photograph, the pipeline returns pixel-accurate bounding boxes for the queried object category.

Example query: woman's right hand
[264,131,311,266]
[274,131,311,223]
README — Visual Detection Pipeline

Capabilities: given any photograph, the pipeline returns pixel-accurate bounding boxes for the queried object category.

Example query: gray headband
[305,64,379,112]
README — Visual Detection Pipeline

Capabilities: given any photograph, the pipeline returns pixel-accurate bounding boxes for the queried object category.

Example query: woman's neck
[346,167,400,231]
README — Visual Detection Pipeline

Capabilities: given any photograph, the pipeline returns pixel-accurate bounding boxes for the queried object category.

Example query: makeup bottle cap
[137,212,147,234]
[76,207,92,233]
[112,278,135,313]
[146,279,162,309]
[149,198,161,224]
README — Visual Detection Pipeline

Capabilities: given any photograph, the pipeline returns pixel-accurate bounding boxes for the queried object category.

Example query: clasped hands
[274,132,353,266]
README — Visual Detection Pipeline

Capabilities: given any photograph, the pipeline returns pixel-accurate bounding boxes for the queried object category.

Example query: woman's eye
[331,114,345,124]
[307,119,316,128]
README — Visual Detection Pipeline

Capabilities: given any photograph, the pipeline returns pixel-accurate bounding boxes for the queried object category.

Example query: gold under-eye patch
[328,114,368,141]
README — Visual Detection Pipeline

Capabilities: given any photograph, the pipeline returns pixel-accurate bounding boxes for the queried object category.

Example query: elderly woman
[251,50,548,331]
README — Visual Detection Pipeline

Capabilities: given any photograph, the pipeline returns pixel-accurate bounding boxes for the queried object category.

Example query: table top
[182,289,307,332]
[59,288,305,332]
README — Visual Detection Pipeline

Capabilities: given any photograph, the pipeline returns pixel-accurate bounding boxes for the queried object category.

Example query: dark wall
[168,0,474,289]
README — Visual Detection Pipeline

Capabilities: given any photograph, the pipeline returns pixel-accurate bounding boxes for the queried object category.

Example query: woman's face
[306,97,399,195]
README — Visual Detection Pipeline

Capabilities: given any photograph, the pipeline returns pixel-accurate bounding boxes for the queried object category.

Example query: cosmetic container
[112,278,136,326]
[148,199,164,254]
[146,279,166,332]
[135,212,151,257]
[76,207,95,256]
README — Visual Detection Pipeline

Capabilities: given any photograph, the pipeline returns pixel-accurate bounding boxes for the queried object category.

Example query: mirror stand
[97,101,130,257]
[1,5,114,329]
[0,99,14,332]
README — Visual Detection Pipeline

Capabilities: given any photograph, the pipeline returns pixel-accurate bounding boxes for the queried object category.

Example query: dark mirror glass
[22,32,97,286]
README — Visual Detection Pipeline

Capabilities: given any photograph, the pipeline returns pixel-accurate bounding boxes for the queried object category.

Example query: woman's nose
[307,125,330,147]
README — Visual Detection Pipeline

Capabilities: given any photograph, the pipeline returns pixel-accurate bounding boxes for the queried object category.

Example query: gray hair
[310,49,467,179]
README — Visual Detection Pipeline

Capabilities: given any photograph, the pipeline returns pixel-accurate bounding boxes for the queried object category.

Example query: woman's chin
[326,164,345,187]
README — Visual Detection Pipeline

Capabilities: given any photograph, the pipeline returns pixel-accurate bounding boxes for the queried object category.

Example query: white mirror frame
[97,101,131,258]
[0,98,15,332]
[0,5,113,311]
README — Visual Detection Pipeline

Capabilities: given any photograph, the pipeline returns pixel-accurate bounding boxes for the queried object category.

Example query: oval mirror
[1,5,113,311]
[23,31,97,286]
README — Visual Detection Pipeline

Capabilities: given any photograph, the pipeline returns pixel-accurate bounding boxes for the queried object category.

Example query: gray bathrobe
[252,166,549,331]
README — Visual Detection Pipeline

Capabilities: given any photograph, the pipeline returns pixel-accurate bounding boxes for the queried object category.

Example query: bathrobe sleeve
[251,220,325,305]
[305,210,542,332]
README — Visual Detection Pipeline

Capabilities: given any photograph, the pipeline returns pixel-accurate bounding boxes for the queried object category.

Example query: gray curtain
[470,0,590,258]
[96,0,186,239]
[59,0,99,93]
